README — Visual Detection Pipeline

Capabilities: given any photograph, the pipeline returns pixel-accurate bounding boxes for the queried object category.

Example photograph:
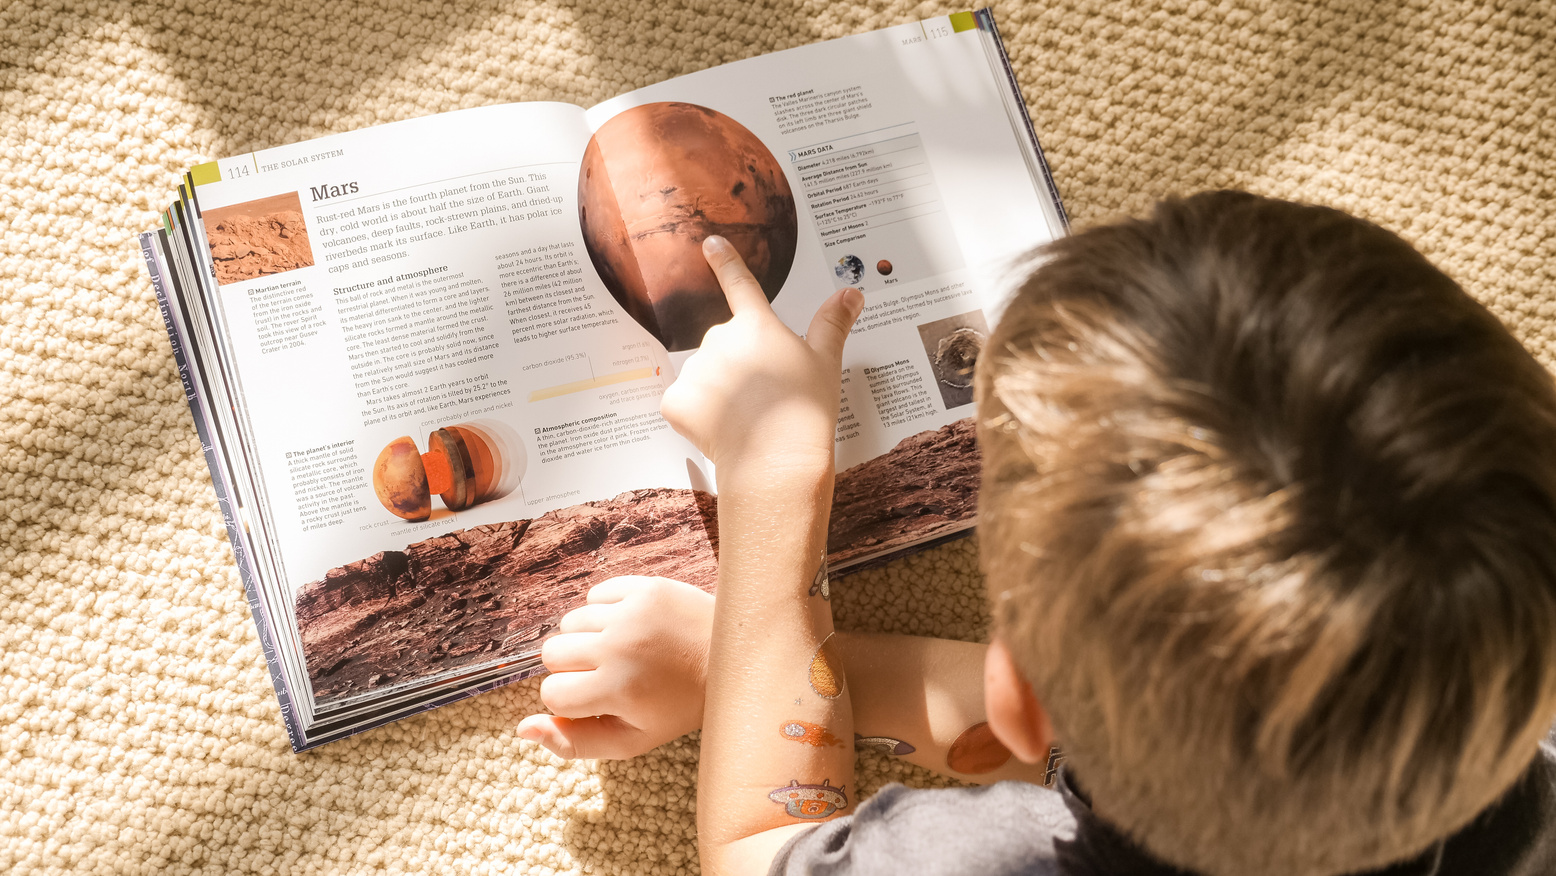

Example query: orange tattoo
[780,720,846,748]
[947,721,1012,774]
[808,633,844,699]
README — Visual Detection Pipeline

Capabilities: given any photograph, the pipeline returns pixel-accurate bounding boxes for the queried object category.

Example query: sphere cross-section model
[371,422,521,521]
[579,102,798,352]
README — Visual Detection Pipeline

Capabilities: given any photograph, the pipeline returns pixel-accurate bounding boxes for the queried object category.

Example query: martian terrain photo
[826,417,979,567]
[202,191,315,285]
[578,101,798,352]
[917,309,990,409]
[297,488,719,702]
[298,417,980,701]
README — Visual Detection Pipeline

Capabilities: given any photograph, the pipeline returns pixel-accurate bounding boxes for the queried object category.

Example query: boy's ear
[984,637,1054,765]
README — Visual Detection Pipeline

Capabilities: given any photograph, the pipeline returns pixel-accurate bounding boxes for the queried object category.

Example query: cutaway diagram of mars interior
[371,420,523,521]
[202,191,315,285]
[578,101,798,352]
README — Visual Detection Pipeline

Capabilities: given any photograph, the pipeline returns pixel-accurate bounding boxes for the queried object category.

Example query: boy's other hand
[517,576,713,760]
[660,236,864,482]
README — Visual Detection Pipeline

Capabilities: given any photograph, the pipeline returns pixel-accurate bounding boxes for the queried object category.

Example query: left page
[180,102,717,744]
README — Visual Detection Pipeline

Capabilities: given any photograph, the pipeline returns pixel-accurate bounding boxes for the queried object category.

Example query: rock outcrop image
[202,191,315,285]
[297,488,717,702]
[578,101,798,352]
[827,417,979,567]
[298,420,977,702]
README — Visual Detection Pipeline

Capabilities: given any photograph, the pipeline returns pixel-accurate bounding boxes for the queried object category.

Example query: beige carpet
[2,0,1553,872]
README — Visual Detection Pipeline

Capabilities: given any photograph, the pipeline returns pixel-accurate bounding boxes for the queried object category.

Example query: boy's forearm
[834,632,1054,786]
[698,464,855,873]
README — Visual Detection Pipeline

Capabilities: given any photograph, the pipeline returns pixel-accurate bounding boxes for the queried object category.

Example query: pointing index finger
[702,235,772,315]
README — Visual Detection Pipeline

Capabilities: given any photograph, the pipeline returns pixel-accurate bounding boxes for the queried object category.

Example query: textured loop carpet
[2,1,1553,873]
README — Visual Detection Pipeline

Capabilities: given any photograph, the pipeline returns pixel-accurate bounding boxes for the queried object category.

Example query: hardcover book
[138,9,1068,751]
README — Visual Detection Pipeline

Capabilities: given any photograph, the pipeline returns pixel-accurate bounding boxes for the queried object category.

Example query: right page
[583,10,1066,568]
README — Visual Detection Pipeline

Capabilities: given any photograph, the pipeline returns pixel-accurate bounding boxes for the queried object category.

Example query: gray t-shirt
[772,729,1556,876]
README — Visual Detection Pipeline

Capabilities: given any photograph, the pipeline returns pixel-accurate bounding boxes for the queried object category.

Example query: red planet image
[578,102,798,351]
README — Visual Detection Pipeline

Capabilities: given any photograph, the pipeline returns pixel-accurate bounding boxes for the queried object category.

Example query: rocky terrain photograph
[297,419,978,704]
[202,190,315,285]
[827,417,979,567]
[297,487,718,703]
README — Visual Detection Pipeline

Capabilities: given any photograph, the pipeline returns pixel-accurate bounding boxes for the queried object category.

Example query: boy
[519,192,1556,875]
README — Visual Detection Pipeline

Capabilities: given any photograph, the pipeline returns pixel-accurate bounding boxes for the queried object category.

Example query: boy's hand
[660,236,864,481]
[517,576,714,760]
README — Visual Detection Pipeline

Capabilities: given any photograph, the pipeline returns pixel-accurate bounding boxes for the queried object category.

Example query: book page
[584,12,1064,567]
[189,102,717,711]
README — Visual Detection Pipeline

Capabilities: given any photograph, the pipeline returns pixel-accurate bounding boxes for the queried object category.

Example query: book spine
[975,8,1070,231]
[138,231,308,753]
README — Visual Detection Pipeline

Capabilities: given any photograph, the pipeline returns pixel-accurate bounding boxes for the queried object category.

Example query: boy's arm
[700,450,851,871]
[520,581,1052,786]
[834,632,1055,786]
[659,237,862,875]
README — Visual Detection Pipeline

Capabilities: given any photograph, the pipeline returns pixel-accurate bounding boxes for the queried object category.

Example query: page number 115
[925,22,951,39]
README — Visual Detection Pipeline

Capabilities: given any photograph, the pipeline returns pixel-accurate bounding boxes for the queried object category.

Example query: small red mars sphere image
[579,102,798,352]
[877,259,893,276]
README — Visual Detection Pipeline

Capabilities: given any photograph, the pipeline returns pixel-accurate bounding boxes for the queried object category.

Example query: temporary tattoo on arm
[809,549,830,601]
[1043,745,1066,787]
[946,721,1012,774]
[768,780,848,818]
[808,632,844,698]
[781,720,846,748]
[855,734,916,756]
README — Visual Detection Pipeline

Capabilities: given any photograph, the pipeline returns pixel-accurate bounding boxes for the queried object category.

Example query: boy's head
[975,191,1556,876]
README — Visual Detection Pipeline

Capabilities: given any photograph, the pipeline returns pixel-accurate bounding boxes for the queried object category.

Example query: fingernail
[702,235,730,255]
[517,720,543,742]
[842,287,864,316]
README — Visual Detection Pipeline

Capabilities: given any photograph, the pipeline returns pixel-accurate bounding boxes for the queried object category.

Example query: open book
[138,9,1067,751]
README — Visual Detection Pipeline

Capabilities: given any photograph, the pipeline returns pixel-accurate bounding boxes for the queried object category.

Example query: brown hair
[977,191,1556,876]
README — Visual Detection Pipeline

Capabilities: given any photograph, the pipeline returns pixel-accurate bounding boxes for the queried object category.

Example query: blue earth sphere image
[835,255,865,284]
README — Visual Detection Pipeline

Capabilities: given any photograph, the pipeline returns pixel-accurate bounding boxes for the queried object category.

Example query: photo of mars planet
[202,191,314,285]
[578,102,798,352]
